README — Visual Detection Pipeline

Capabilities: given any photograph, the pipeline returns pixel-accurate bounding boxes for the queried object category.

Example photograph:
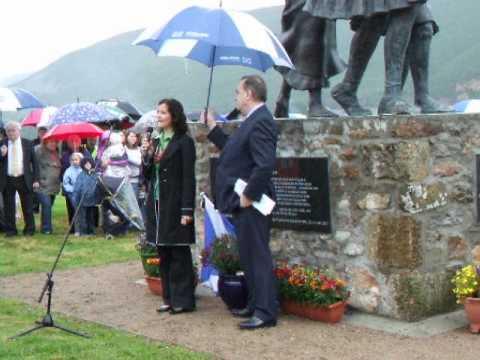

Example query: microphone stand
[10,187,91,339]
[11,123,130,340]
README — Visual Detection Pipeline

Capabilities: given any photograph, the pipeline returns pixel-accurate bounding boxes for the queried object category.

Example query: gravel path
[1,262,479,360]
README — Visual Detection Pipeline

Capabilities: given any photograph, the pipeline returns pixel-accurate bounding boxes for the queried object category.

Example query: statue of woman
[274,0,345,118]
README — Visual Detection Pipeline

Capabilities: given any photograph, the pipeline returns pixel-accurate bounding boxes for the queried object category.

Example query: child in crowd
[100,131,130,239]
[101,132,130,179]
[73,158,98,236]
[62,152,83,235]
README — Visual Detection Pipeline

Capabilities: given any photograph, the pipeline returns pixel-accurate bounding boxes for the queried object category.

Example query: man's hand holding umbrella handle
[202,109,217,131]
[32,182,40,191]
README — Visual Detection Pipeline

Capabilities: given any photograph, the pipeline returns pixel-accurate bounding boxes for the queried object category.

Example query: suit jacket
[0,138,39,192]
[143,132,196,245]
[208,105,278,214]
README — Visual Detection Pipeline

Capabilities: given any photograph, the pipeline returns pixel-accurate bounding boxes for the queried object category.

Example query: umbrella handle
[204,46,217,124]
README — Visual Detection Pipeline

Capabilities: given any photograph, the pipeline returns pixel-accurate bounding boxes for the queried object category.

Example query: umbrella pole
[204,46,217,123]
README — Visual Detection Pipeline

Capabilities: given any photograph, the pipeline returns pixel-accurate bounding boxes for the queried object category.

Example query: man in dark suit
[206,75,278,330]
[0,121,39,236]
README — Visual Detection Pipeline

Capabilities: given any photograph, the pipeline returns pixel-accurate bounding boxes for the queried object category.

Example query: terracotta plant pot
[304,301,347,323]
[464,297,480,333]
[145,276,163,296]
[281,299,307,317]
[282,299,347,323]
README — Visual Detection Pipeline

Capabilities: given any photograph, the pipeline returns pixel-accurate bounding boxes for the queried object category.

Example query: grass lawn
[0,299,210,360]
[0,196,139,276]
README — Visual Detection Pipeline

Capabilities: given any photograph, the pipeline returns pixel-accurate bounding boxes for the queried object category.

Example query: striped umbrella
[453,100,480,114]
[133,5,293,109]
[21,106,58,127]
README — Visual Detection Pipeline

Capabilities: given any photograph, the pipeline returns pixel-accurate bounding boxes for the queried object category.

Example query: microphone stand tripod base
[9,277,89,340]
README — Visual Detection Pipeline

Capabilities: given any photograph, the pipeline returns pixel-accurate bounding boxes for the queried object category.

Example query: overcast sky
[0,0,283,82]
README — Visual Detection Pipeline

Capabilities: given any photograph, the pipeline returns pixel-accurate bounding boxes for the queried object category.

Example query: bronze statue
[274,0,345,118]
[304,0,448,115]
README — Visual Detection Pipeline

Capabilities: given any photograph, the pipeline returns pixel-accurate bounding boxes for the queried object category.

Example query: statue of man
[304,0,448,115]
[274,0,345,118]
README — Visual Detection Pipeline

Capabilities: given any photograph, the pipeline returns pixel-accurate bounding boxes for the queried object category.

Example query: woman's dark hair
[81,157,95,170]
[125,130,139,148]
[157,98,188,135]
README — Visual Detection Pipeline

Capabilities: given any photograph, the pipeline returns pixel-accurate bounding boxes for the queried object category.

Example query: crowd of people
[0,121,146,238]
[1,75,279,330]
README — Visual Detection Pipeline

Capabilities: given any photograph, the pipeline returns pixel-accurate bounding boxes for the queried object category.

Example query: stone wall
[189,113,480,321]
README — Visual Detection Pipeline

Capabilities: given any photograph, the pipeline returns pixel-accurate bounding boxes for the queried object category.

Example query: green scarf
[153,129,174,200]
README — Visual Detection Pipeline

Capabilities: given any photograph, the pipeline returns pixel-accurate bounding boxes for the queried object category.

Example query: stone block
[449,182,474,204]
[368,214,421,273]
[395,141,430,182]
[357,193,390,210]
[344,243,364,257]
[447,236,468,261]
[391,118,443,138]
[342,165,360,179]
[388,270,457,322]
[399,182,448,214]
[433,162,463,177]
[472,245,480,265]
[346,267,381,313]
[335,231,351,244]
[340,147,356,161]
[362,141,430,181]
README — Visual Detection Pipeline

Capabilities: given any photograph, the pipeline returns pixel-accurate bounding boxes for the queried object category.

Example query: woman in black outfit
[143,98,196,314]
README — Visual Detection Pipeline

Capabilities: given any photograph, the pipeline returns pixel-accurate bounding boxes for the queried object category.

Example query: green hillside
[13,1,480,115]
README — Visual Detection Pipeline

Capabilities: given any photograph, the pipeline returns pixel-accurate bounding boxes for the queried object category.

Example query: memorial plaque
[272,158,331,232]
[209,157,331,233]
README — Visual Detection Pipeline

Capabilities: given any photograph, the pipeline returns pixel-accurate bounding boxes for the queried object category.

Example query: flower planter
[464,297,480,333]
[282,299,347,323]
[218,274,248,310]
[145,276,163,296]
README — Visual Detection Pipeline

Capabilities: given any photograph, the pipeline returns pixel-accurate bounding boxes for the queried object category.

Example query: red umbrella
[21,106,57,127]
[43,122,103,141]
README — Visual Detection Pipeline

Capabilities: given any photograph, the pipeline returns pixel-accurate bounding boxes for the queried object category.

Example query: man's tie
[11,141,21,177]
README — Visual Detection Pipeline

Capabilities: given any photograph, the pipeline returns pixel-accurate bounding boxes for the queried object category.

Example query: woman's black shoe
[156,305,171,313]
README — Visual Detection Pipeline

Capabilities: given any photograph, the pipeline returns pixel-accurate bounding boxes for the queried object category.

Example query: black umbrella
[96,99,142,120]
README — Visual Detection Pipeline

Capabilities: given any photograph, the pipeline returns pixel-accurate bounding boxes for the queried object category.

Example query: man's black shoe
[231,308,253,318]
[156,304,171,313]
[5,232,17,238]
[23,232,35,237]
[169,307,195,315]
[238,316,277,330]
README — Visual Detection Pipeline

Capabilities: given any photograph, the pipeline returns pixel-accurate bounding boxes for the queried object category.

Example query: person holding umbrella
[143,98,196,315]
[205,75,278,330]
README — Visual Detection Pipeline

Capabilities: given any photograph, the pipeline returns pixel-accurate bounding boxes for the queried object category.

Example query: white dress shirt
[244,102,265,121]
[7,139,24,177]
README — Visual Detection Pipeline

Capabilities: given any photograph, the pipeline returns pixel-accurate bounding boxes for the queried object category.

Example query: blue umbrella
[133,5,293,109]
[50,102,116,125]
[0,87,45,124]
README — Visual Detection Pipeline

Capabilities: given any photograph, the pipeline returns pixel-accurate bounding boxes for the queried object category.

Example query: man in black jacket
[0,121,39,236]
[206,75,278,330]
